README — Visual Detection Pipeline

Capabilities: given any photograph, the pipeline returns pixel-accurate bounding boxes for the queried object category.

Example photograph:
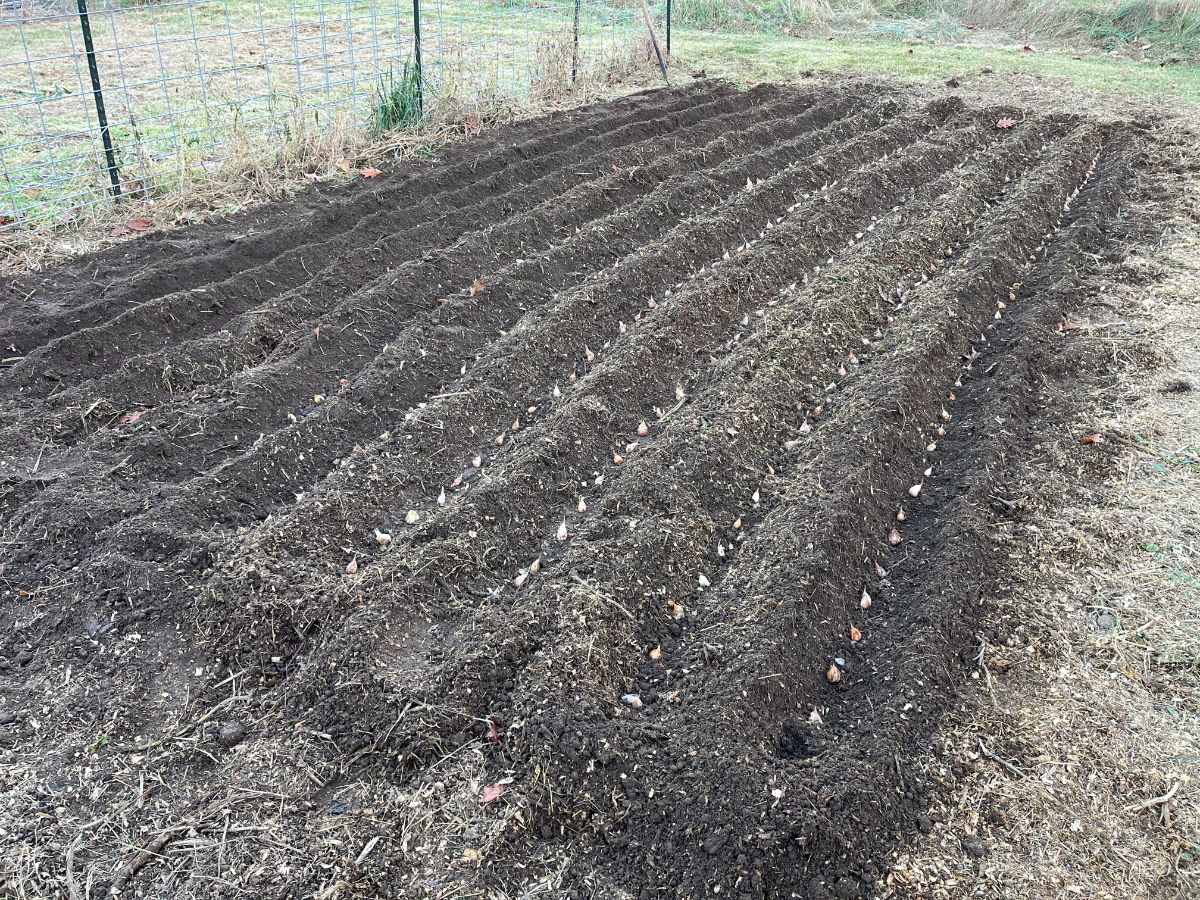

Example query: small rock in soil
[218,721,248,747]
[960,834,987,858]
[703,829,728,855]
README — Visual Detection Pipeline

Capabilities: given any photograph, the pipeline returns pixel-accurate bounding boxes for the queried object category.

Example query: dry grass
[884,155,1200,899]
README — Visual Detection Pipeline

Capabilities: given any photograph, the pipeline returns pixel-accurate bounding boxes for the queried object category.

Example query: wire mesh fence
[0,0,669,229]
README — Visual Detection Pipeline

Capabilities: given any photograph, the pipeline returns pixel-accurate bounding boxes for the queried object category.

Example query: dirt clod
[217,722,248,747]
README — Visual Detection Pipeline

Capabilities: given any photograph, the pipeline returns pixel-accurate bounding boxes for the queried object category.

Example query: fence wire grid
[0,0,669,228]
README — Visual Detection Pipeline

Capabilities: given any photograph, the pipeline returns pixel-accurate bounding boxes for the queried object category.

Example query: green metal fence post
[412,0,423,113]
[76,0,121,198]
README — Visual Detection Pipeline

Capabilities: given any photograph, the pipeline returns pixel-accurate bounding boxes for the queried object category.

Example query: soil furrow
[299,118,1083,752]
[4,85,772,401]
[490,131,1128,900]
[204,108,1033,742]
[140,117,1102,900]
[193,101,977,593]
[0,82,734,354]
[0,92,927,595]
[4,86,850,448]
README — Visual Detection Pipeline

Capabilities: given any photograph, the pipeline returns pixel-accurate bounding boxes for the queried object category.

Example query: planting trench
[0,79,1176,898]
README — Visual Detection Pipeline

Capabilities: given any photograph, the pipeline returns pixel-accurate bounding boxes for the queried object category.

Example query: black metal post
[570,0,581,83]
[666,0,672,55]
[411,0,423,114]
[636,0,668,84]
[76,0,121,198]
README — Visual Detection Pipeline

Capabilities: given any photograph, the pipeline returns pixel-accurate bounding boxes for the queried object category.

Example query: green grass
[1086,0,1200,54]
[671,0,1200,58]
[373,60,423,134]
[675,27,1200,104]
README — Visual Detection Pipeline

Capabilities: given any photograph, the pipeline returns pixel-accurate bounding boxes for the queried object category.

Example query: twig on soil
[355,834,382,866]
[655,397,687,424]
[975,634,997,705]
[978,738,1025,779]
[1123,781,1180,812]
[130,693,250,752]
[570,574,635,620]
[112,826,187,892]
[1104,432,1165,459]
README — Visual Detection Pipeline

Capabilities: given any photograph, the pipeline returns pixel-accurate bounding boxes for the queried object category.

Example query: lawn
[676,27,1200,104]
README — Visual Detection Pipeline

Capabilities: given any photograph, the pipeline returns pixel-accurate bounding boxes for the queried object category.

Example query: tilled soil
[0,78,1184,898]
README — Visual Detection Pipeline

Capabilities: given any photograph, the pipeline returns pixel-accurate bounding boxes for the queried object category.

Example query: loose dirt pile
[0,78,1190,898]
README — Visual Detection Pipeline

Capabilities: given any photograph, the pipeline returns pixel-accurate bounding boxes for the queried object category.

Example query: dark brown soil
[0,78,1181,898]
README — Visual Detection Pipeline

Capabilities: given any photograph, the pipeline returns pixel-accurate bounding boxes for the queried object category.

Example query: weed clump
[373,59,423,135]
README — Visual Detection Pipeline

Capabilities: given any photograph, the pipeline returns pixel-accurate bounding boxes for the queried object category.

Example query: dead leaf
[462,114,482,136]
[486,718,500,742]
[345,557,358,575]
[996,117,1017,129]
[337,159,352,174]
[1079,432,1105,445]
[849,625,862,642]
[360,166,382,178]
[303,172,322,181]
[481,782,507,804]
[118,410,145,425]
[108,217,153,237]
[469,278,487,297]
